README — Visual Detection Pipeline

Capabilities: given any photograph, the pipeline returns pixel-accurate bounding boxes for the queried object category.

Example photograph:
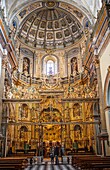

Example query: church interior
[0,0,110,169]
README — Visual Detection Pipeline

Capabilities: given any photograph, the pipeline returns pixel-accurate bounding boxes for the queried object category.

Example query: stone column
[94,56,108,156]
[0,52,3,138]
[94,57,106,131]
[0,52,7,140]
[105,106,110,142]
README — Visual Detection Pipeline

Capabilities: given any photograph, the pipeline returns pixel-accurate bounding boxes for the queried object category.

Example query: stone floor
[24,158,76,170]
[25,164,76,170]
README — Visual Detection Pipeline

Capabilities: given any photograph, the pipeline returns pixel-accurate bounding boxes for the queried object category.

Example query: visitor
[54,145,59,164]
[60,145,65,157]
[50,146,54,163]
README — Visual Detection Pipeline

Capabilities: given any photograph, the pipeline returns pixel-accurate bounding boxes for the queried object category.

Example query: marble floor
[25,164,76,170]
[24,159,76,170]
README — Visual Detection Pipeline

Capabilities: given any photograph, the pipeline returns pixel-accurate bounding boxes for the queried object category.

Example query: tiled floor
[25,158,76,170]
[25,164,76,170]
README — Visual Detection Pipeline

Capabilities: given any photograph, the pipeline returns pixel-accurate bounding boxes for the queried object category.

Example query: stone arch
[104,66,110,107]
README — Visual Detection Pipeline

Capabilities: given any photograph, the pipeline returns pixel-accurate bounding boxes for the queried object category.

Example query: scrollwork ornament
[2,58,8,69]
[93,56,100,69]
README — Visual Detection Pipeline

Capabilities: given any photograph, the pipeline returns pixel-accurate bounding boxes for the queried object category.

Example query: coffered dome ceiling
[16,1,88,50]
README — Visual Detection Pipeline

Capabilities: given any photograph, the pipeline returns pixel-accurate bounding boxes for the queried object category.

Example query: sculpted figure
[23,58,29,75]
[71,58,78,76]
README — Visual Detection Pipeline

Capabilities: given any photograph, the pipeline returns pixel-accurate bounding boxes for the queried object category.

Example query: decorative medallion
[46,1,56,8]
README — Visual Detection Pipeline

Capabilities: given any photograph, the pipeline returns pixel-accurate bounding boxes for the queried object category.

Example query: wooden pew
[72,155,110,169]
[0,157,28,170]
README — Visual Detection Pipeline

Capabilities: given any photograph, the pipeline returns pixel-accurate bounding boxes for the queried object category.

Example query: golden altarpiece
[2,46,100,156]
[0,0,103,156]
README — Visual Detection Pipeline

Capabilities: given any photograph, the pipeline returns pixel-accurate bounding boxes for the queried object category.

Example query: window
[46,60,55,75]
[42,55,58,75]
[107,81,110,105]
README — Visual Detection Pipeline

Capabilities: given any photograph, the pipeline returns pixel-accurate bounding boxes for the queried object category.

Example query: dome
[18,1,83,49]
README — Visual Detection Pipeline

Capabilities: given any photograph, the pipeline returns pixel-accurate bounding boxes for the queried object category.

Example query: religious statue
[71,57,78,76]
[23,58,29,75]
[20,104,28,118]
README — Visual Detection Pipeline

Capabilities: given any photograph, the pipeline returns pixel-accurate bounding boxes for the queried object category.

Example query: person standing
[61,145,65,157]
[54,145,59,165]
[50,146,54,163]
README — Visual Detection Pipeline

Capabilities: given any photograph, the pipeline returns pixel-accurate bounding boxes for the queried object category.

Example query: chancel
[0,0,110,169]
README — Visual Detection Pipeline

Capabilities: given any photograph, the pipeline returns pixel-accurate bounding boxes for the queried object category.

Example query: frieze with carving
[7,85,39,99]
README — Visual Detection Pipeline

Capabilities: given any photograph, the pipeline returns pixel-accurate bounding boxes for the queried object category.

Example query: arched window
[42,55,58,75]
[46,60,55,75]
[107,81,110,105]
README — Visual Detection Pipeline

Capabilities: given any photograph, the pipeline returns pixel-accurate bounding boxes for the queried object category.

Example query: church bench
[87,162,110,169]
[79,160,110,169]
[0,164,23,170]
[0,157,28,170]
[72,156,110,169]
[72,155,97,164]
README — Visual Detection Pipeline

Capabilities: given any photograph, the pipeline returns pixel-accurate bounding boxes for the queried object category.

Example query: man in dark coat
[54,145,59,164]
